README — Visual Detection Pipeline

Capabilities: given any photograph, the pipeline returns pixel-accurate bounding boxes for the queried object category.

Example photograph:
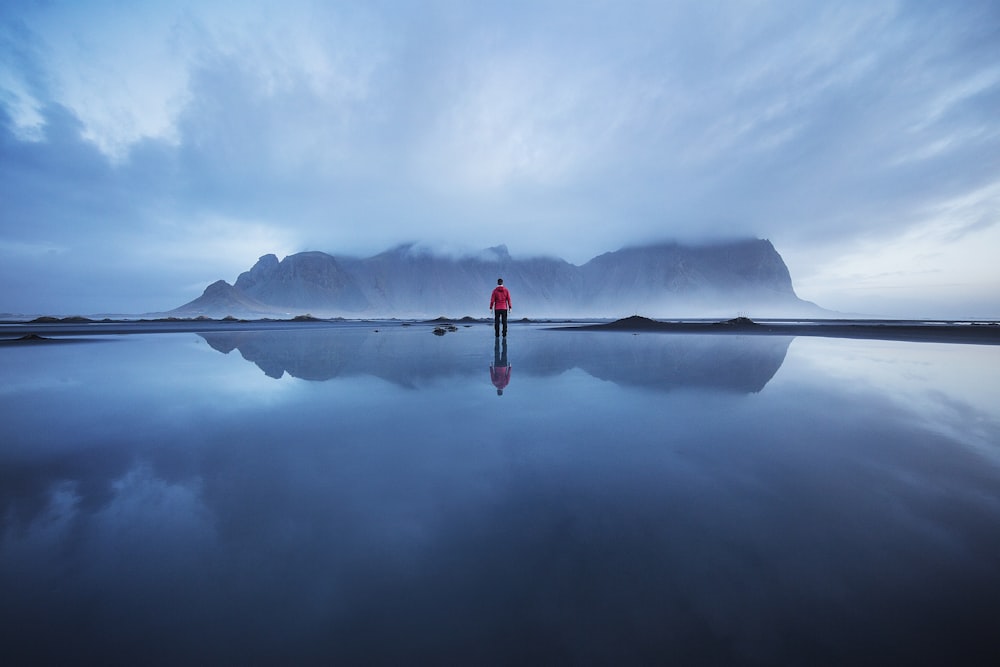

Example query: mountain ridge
[172,239,825,318]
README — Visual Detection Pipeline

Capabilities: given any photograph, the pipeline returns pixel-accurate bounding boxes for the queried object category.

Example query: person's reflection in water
[490,338,511,396]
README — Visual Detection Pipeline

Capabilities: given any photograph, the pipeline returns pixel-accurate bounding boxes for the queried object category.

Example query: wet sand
[2,316,999,664]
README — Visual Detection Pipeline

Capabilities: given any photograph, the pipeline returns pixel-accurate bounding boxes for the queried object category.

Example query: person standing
[489,278,512,338]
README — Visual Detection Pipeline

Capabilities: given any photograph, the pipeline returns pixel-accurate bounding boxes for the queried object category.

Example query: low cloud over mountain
[172,239,824,319]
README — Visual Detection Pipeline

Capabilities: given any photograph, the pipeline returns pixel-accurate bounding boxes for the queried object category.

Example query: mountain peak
[204,279,235,295]
[235,254,280,291]
[485,244,510,258]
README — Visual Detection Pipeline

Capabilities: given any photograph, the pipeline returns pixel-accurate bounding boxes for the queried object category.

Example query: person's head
[497,278,503,285]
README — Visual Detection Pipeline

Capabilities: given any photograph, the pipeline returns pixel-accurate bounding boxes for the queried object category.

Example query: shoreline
[556,315,1000,345]
[2,315,999,346]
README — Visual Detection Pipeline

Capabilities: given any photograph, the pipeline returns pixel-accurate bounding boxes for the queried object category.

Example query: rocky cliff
[173,239,822,318]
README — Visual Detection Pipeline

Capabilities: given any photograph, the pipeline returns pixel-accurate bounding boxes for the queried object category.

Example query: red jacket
[490,285,512,310]
[490,364,511,390]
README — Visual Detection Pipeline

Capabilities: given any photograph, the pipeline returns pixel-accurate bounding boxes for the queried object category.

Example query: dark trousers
[494,309,508,337]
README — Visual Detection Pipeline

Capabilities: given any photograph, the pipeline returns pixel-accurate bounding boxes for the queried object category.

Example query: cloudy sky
[1,0,998,317]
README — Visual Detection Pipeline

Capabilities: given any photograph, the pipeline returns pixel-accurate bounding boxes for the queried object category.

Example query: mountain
[172,239,824,318]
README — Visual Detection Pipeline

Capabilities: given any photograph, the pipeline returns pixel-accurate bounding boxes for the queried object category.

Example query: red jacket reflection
[490,364,511,391]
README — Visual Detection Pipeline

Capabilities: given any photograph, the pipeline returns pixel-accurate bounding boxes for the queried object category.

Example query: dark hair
[497,278,503,285]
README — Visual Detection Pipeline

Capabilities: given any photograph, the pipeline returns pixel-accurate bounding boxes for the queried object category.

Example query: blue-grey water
[2,323,999,665]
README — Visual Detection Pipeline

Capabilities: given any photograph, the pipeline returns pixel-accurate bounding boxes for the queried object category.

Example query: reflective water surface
[2,323,999,665]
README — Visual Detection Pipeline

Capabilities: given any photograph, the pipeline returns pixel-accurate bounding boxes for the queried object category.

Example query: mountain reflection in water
[3,327,998,665]
[199,325,791,394]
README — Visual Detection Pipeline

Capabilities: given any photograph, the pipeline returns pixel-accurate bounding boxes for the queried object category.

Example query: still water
[2,323,999,665]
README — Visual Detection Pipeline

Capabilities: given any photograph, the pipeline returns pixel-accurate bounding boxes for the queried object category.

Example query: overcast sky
[2,0,998,317]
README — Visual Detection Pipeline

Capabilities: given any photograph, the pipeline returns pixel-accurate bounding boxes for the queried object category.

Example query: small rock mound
[29,316,94,324]
[717,316,758,327]
[602,315,663,330]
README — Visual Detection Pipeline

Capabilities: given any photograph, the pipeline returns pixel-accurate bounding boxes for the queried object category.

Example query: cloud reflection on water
[1,327,998,664]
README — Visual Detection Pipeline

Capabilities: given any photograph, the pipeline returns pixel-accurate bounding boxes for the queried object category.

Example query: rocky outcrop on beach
[174,239,824,318]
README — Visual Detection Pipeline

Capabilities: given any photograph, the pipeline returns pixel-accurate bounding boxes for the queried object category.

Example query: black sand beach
[3,315,998,345]
[559,315,1000,345]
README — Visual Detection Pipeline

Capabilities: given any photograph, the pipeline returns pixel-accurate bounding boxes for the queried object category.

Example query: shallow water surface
[2,323,999,664]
